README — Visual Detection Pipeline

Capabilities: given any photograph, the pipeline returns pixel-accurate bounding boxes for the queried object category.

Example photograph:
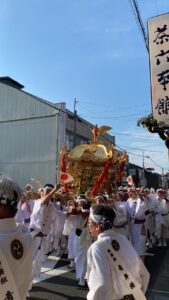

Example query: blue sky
[1,0,169,174]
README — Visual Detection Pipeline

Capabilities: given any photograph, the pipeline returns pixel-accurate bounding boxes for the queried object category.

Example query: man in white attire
[29,183,60,280]
[142,188,156,247]
[87,205,149,300]
[63,197,85,268]
[75,203,92,287]
[112,191,128,238]
[125,188,148,260]
[15,190,35,229]
[0,177,33,300]
[152,189,169,247]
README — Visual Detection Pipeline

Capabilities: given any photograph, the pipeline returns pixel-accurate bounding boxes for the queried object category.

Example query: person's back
[87,204,150,300]
[0,177,33,300]
[87,230,149,300]
[0,218,33,299]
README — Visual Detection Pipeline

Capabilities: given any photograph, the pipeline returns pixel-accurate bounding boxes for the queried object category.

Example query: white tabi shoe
[68,260,75,268]
[158,241,162,247]
[163,240,167,247]
[78,278,86,287]
[147,240,153,248]
[151,236,156,244]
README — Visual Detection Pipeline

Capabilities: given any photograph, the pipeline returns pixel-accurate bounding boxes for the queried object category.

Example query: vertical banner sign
[148,13,169,126]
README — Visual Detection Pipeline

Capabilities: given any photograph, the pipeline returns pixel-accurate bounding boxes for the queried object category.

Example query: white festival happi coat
[15,199,35,228]
[113,200,128,237]
[152,197,169,238]
[125,197,148,255]
[29,199,56,279]
[63,214,84,259]
[0,218,33,300]
[152,197,169,226]
[75,218,92,280]
[87,229,149,300]
[144,194,156,235]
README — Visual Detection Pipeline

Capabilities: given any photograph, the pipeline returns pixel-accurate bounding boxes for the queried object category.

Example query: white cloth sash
[106,239,147,300]
[130,201,137,224]
[0,248,21,300]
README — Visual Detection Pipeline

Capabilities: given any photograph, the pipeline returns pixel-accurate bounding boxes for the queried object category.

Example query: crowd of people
[0,176,169,300]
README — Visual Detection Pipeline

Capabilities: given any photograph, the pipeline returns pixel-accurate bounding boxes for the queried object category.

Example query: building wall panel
[0,116,57,187]
[0,83,56,121]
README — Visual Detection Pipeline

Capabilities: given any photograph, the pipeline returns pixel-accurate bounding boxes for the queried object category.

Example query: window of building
[65,132,88,150]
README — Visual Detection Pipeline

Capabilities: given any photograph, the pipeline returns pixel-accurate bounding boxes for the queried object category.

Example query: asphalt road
[29,243,169,300]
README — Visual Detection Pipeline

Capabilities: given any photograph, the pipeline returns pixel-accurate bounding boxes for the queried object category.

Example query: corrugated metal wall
[0,116,57,187]
[0,82,56,121]
[0,83,62,188]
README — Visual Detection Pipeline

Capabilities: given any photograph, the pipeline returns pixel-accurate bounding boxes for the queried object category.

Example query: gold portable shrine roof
[60,134,127,195]
[65,141,114,164]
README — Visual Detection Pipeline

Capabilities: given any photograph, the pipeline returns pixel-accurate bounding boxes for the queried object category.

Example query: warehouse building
[0,76,115,187]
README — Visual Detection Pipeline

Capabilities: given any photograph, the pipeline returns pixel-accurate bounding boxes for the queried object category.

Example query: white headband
[43,186,53,191]
[90,211,102,224]
[82,209,89,213]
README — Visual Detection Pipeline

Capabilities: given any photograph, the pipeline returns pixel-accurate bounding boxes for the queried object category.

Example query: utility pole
[162,167,165,188]
[73,98,78,147]
[142,150,146,186]
[142,150,145,169]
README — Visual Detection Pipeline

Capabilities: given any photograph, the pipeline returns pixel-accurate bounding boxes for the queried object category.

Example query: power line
[78,103,150,116]
[117,144,163,153]
[77,121,165,172]
[146,156,164,170]
[128,0,149,52]
[110,131,154,138]
[115,144,167,172]
[78,100,149,110]
[115,144,150,160]
[79,111,150,119]
[72,101,166,172]
[78,103,149,114]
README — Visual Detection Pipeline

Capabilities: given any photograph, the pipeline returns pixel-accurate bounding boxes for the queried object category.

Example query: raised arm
[41,184,61,206]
